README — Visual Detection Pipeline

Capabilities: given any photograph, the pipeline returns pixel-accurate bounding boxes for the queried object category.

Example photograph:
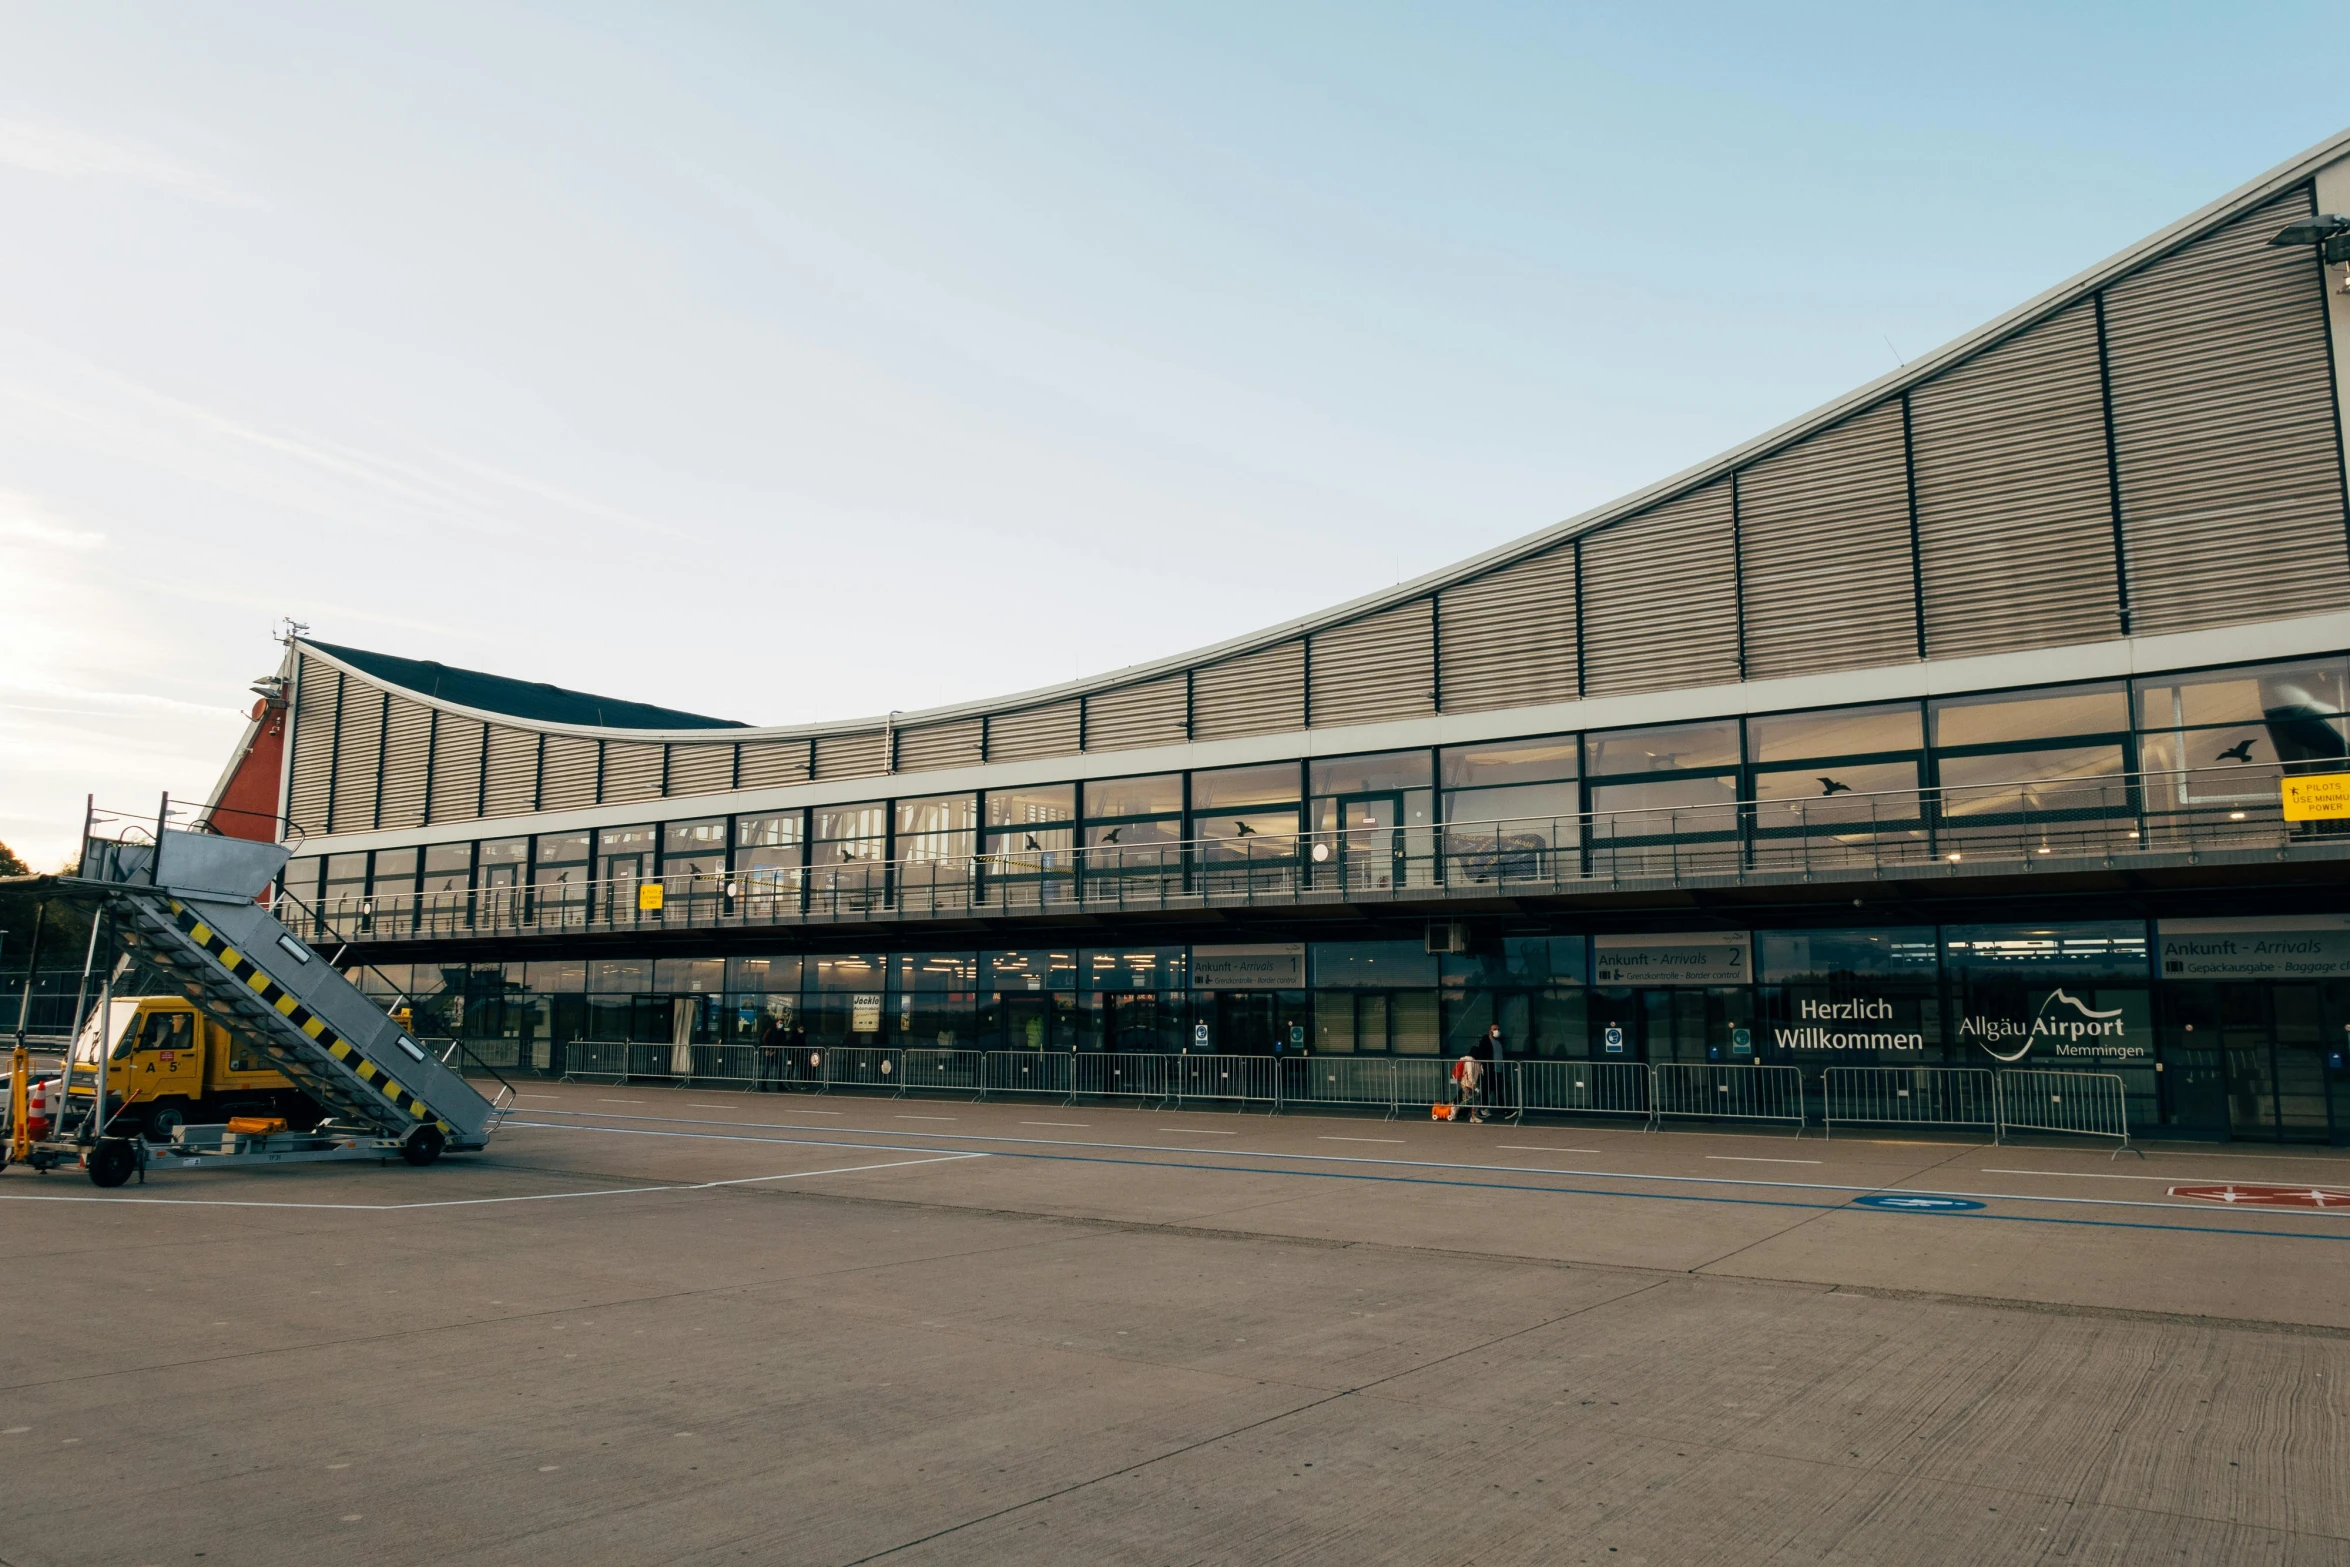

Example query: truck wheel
[144,1102,187,1143]
[401,1124,446,1167]
[86,1140,138,1188]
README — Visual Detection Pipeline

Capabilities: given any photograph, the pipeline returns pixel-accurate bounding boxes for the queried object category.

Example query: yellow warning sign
[637,882,665,911]
[2281,775,2350,821]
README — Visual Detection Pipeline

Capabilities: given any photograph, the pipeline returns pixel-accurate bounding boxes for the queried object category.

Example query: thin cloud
[0,118,254,205]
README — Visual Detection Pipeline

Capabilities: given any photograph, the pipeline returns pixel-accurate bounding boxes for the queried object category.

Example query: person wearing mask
[1472,1022,1503,1122]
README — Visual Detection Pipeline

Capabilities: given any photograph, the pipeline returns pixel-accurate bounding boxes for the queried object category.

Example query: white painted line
[688,1103,738,1109]
[1021,1122,1091,1128]
[596,1099,647,1105]
[0,1151,987,1210]
[1320,1136,1405,1145]
[1160,1128,1238,1135]
[1498,1145,1601,1153]
[897,1115,958,1122]
[1708,1156,1822,1165]
[1983,1168,2184,1182]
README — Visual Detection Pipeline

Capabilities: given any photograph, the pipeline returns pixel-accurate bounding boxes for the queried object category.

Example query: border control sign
[2281,775,2350,821]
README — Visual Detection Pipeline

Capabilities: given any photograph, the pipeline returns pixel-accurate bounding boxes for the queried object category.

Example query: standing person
[1474,1022,1503,1122]
[757,1016,785,1092]
[1450,1051,1481,1120]
[787,1019,811,1091]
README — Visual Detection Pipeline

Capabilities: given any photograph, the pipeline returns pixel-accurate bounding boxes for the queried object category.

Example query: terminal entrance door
[2216,983,2335,1142]
[602,853,647,924]
[1098,992,1171,1053]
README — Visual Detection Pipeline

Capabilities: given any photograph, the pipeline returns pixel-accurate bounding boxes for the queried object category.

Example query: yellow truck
[65,996,325,1141]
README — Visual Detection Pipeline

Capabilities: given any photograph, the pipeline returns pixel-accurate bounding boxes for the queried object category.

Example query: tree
[0,841,28,878]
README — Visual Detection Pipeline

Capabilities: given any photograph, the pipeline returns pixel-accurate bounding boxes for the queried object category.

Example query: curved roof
[308,640,743,731]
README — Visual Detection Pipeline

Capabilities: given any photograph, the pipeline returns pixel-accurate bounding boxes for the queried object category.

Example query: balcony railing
[278,763,2349,946]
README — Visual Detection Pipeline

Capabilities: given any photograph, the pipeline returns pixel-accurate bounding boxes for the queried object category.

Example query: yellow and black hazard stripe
[164,899,452,1136]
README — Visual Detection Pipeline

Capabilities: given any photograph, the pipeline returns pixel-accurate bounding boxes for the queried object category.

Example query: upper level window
[421,842,471,895]
[897,795,977,864]
[1930,683,2127,749]
[1748,704,1922,764]
[1441,736,1579,842]
[1586,720,1740,777]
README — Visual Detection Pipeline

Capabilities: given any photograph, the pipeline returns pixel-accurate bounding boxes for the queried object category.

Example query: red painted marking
[2168,1183,2350,1210]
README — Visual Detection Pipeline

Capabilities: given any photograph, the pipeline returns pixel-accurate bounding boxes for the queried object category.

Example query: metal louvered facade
[895,719,983,774]
[987,701,1081,764]
[1436,546,1578,714]
[285,663,338,838]
[428,716,485,824]
[1578,483,1741,699]
[813,731,885,781]
[1193,641,1305,741]
[1736,400,1919,680]
[378,698,433,830]
[1310,599,1434,728]
[1082,676,1188,752]
[666,742,736,799]
[328,686,384,834]
[737,738,813,788]
[1909,302,2122,658]
[600,740,665,805]
[483,727,540,817]
[538,733,599,811]
[2104,190,2350,636]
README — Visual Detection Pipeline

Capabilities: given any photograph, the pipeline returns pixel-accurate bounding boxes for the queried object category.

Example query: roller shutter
[2104,188,2350,636]
[483,727,540,818]
[1083,676,1187,752]
[666,742,736,799]
[1192,640,1306,741]
[1311,599,1435,728]
[328,686,385,833]
[1437,545,1578,714]
[539,733,599,810]
[738,737,814,788]
[428,716,485,824]
[1737,400,1919,681]
[895,719,982,774]
[1578,481,1741,698]
[286,663,339,838]
[377,698,433,830]
[601,740,664,804]
[814,730,886,780]
[988,701,1081,763]
[1910,302,2120,658]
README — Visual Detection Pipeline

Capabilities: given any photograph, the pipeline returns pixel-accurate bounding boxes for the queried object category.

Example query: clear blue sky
[1,2,2341,866]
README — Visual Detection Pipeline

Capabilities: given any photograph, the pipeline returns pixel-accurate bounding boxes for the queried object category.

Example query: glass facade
[280,651,2350,1144]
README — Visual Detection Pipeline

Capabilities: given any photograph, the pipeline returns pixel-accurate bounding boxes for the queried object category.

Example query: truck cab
[67,997,325,1140]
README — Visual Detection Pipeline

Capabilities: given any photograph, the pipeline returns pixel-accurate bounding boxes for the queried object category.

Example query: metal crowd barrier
[1171,1053,1280,1111]
[1071,1051,1173,1102]
[984,1050,1072,1098]
[1514,1060,1652,1122]
[902,1047,986,1096]
[1822,1066,1997,1139]
[1995,1069,2139,1157]
[1294,1056,1409,1118]
[1649,1063,1806,1133]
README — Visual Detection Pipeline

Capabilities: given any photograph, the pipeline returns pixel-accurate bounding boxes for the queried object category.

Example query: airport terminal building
[205,133,2350,1144]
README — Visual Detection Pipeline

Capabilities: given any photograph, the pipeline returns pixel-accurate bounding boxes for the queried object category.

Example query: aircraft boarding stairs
[70,828,509,1160]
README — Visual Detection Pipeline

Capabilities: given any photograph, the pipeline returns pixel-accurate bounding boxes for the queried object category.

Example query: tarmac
[4,1080,2348,1565]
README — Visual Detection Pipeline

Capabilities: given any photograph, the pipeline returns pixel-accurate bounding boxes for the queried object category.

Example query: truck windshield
[69,999,144,1065]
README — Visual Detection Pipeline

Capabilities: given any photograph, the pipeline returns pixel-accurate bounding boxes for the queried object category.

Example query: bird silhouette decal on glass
[2217,739,2257,763]
[1023,833,1040,852]
[1818,777,1852,796]
[1234,821,1258,836]
[1101,828,1121,844]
